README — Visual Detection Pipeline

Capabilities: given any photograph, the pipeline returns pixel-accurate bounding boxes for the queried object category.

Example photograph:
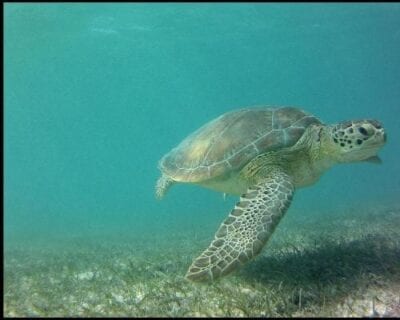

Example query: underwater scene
[4,3,400,317]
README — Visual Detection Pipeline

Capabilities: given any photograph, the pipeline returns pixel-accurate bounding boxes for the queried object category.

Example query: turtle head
[327,119,386,163]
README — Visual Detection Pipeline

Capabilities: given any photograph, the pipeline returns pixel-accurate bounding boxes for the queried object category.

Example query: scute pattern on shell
[159,106,322,182]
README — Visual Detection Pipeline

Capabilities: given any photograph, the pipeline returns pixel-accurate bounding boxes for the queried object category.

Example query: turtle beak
[374,127,386,145]
[370,120,386,144]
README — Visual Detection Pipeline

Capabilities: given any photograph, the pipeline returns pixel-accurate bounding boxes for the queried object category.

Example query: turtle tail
[155,174,174,200]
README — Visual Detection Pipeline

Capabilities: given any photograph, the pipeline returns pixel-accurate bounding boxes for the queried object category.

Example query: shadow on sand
[240,233,400,295]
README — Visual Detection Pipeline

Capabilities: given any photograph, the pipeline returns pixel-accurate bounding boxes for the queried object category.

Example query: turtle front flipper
[186,169,294,282]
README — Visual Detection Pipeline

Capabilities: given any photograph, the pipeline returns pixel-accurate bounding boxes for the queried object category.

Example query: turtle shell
[159,106,322,182]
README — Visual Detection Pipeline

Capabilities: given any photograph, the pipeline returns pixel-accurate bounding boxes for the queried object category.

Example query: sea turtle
[155,106,386,282]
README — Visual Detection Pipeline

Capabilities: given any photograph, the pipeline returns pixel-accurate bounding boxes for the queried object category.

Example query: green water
[4,3,400,317]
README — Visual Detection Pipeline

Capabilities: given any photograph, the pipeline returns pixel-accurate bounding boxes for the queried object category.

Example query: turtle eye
[358,127,368,136]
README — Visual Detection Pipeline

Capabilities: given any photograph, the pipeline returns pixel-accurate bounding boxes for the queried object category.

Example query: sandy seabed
[4,202,400,317]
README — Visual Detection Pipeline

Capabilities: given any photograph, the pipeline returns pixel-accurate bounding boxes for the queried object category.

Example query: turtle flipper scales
[155,174,175,200]
[185,168,294,282]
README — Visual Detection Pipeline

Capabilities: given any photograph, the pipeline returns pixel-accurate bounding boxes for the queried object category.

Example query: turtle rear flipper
[186,168,294,282]
[155,174,175,200]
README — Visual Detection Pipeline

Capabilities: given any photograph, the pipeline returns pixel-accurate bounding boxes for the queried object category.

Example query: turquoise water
[4,3,400,316]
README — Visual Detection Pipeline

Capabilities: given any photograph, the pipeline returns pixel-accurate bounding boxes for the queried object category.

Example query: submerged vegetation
[4,202,400,317]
